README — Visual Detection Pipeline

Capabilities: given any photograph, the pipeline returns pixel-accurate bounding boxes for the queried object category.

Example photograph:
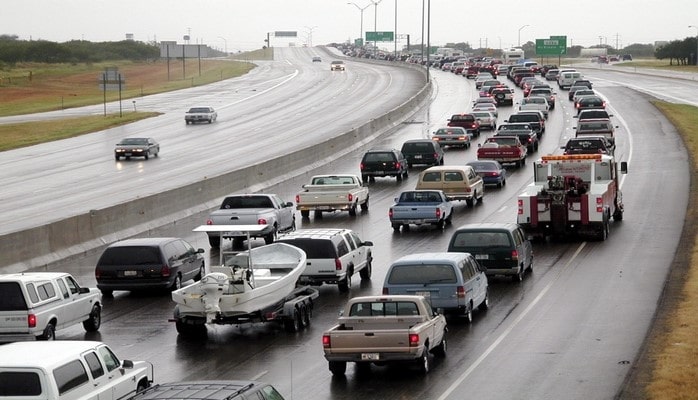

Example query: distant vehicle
[360,148,409,182]
[562,136,615,156]
[432,126,472,149]
[491,87,515,106]
[312,56,322,62]
[330,60,346,71]
[415,165,484,207]
[545,69,560,81]
[575,95,606,114]
[185,106,217,124]
[114,137,159,161]
[389,190,453,231]
[471,111,498,130]
[466,159,506,188]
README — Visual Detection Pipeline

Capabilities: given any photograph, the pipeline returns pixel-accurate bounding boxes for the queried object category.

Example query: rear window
[450,230,513,250]
[349,301,419,316]
[450,115,474,122]
[276,238,337,258]
[0,282,28,311]
[402,142,433,152]
[0,371,42,396]
[387,264,457,285]
[363,152,395,163]
[221,196,274,209]
[98,246,162,266]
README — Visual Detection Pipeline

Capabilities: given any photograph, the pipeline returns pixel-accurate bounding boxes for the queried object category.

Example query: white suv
[277,229,373,292]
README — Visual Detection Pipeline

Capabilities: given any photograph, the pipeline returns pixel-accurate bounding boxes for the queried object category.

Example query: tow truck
[517,154,628,241]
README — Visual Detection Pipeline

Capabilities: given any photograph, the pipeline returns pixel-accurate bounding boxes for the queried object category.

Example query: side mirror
[197,248,205,254]
[285,201,293,207]
[79,287,90,294]
[121,360,134,369]
[363,241,374,247]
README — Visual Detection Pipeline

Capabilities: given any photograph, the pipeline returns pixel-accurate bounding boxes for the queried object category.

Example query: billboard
[365,31,394,42]
[275,31,298,37]
[159,42,210,58]
[535,36,567,56]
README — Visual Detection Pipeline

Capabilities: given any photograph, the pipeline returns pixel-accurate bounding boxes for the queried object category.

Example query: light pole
[217,36,227,54]
[690,25,698,66]
[347,2,370,45]
[370,0,383,58]
[304,25,318,47]
[518,24,529,47]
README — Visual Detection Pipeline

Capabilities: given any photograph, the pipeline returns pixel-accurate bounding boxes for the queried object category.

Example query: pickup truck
[185,106,217,124]
[476,136,528,168]
[0,272,102,341]
[389,190,453,232]
[205,194,296,248]
[494,123,539,152]
[295,174,369,219]
[322,295,447,375]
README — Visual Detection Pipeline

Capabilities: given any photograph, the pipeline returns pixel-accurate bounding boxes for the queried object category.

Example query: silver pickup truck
[389,190,454,232]
[205,194,295,248]
[322,295,447,375]
[295,174,369,219]
[0,272,102,341]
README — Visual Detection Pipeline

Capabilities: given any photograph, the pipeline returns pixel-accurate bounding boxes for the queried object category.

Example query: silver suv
[277,229,373,292]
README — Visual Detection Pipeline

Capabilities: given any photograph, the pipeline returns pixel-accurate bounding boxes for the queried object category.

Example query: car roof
[0,341,107,369]
[391,252,471,265]
[453,222,521,232]
[0,272,70,283]
[131,381,273,400]
[107,237,180,247]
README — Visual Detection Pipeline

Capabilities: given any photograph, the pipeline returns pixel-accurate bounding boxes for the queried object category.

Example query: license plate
[416,291,431,298]
[475,254,489,260]
[361,353,380,360]
[414,155,422,159]
[317,206,331,210]
[375,171,384,174]
[124,153,132,156]
[124,270,137,276]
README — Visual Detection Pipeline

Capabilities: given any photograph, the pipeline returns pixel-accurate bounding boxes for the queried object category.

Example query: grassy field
[1,56,698,397]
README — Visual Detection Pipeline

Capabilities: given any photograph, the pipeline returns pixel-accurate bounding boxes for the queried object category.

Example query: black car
[575,95,606,114]
[447,222,533,282]
[400,139,444,168]
[130,381,286,400]
[360,148,409,182]
[572,79,593,89]
[95,237,205,296]
[114,137,160,161]
[505,112,545,136]
[562,136,615,156]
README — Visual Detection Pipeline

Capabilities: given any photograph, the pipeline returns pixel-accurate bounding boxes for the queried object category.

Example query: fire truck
[517,154,628,241]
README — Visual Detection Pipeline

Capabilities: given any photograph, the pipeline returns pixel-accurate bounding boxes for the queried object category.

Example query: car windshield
[187,108,211,113]
[118,138,148,145]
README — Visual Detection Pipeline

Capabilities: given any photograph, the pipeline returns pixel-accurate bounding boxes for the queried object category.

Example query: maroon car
[447,113,481,137]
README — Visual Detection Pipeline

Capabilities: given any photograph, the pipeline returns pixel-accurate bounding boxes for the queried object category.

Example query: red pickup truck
[476,136,528,168]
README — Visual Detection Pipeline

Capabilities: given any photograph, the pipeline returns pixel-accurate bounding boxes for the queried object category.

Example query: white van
[558,71,583,89]
[0,341,153,400]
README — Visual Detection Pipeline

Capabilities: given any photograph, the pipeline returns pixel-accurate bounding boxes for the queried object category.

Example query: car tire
[479,289,490,310]
[338,271,352,292]
[82,304,101,332]
[348,204,357,216]
[329,361,347,376]
[169,274,182,292]
[432,334,447,358]
[360,198,369,211]
[301,210,310,218]
[362,175,369,183]
[512,267,524,283]
[464,303,473,323]
[359,258,372,280]
[264,227,277,244]
[38,323,56,341]
[208,236,219,248]
[466,194,475,208]
[396,173,403,182]
[194,263,204,281]
[100,289,113,297]
[115,155,120,161]
[417,348,431,374]
[145,153,149,160]
[284,309,302,332]
[392,223,401,232]
[300,304,311,328]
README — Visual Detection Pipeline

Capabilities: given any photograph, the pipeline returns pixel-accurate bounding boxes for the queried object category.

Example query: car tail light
[257,218,267,225]
[161,265,171,277]
[295,194,301,203]
[435,208,441,218]
[360,162,365,170]
[28,314,37,328]
[409,333,420,346]
[465,187,471,193]
[433,153,439,159]
[388,208,394,218]
[518,199,524,215]
[95,267,101,279]
[395,161,402,169]
[597,197,603,212]
[512,249,519,260]
[335,258,342,271]
[382,287,389,295]
[457,286,465,298]
[347,193,354,202]
[322,335,331,348]
[206,219,213,225]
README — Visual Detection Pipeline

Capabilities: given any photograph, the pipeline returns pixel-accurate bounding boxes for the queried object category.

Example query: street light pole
[518,24,529,47]
[304,25,318,47]
[690,25,698,66]
[348,2,370,45]
[371,0,383,58]
[217,36,227,54]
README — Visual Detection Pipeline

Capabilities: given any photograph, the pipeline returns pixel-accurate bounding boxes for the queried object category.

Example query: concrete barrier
[1,62,432,273]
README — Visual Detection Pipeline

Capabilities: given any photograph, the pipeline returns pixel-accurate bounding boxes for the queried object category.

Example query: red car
[447,113,481,137]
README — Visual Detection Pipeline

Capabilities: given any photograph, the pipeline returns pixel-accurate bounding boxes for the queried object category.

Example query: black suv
[400,139,444,168]
[447,222,533,282]
[360,148,408,182]
[130,381,286,400]
[562,136,615,156]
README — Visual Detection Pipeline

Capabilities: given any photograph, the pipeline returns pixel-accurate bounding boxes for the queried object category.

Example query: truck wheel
[329,361,347,376]
[300,304,311,328]
[359,259,372,280]
[301,210,310,218]
[38,323,55,341]
[264,227,277,244]
[175,318,207,336]
[314,210,323,219]
[360,198,369,211]
[362,175,369,183]
[613,208,623,221]
[284,309,302,332]
[208,236,219,248]
[338,274,352,293]
[82,304,101,332]
[466,197,475,208]
[417,349,431,374]
[432,335,447,358]
[436,219,446,230]
[392,223,401,232]
[136,380,150,393]
[348,204,357,216]
[445,210,453,225]
[169,274,182,292]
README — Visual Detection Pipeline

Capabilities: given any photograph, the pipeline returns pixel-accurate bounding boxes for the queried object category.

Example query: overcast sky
[3,0,697,51]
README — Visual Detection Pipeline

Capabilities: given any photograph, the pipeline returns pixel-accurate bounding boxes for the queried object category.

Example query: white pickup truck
[295,174,369,218]
[205,194,296,248]
[322,295,447,375]
[0,272,102,341]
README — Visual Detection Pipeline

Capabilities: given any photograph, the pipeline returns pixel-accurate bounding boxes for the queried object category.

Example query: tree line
[0,35,160,64]
[655,36,698,65]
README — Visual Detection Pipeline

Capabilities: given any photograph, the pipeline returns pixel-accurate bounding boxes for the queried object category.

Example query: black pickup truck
[505,112,545,137]
[494,123,539,153]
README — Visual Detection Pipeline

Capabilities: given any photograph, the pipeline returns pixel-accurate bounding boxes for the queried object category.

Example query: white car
[518,96,550,119]
[472,103,499,118]
[330,60,346,71]
[471,111,498,130]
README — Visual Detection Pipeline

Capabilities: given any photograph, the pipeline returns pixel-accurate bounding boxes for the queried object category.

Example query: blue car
[466,160,506,188]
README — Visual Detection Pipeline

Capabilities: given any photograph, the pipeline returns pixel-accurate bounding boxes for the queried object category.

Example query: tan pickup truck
[321,295,447,375]
[295,174,369,219]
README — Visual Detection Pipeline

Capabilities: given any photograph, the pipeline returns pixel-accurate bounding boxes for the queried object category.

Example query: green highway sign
[365,31,394,42]
[536,36,567,55]
[355,38,364,47]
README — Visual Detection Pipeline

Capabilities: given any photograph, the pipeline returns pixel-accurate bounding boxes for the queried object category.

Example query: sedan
[114,137,159,161]
[471,111,498,130]
[472,103,499,118]
[312,56,322,62]
[575,95,606,114]
[466,160,506,188]
[432,127,472,149]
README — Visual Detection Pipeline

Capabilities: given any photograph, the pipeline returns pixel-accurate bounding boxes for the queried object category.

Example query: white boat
[172,225,307,322]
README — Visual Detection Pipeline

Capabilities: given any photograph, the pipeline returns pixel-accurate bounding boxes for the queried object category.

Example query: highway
[2,48,694,399]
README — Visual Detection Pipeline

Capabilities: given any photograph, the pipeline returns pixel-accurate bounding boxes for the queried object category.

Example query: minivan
[95,237,206,296]
[558,71,583,89]
[382,252,488,321]
[415,165,484,207]
[448,223,533,282]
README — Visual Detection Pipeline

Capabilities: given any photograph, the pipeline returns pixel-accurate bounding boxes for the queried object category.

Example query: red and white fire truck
[517,154,628,241]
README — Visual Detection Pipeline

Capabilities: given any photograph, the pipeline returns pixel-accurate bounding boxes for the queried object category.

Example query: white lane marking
[218,70,300,110]
[250,370,269,381]
[436,242,587,400]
